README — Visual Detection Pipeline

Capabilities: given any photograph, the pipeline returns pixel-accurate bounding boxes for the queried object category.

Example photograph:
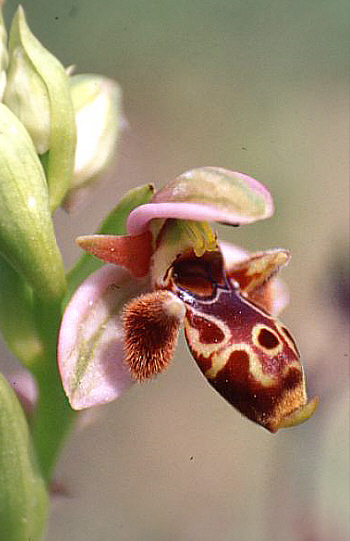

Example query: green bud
[0,372,48,541]
[3,45,50,153]
[63,74,123,211]
[5,6,76,211]
[0,103,66,301]
[0,4,8,100]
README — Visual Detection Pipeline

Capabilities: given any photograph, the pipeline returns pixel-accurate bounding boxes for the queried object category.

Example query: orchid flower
[58,167,317,432]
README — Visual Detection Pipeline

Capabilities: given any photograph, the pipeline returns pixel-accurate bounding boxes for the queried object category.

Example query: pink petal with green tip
[58,264,150,409]
[127,167,274,234]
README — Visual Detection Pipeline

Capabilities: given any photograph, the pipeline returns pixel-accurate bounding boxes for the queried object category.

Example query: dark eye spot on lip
[175,275,215,297]
[258,328,279,349]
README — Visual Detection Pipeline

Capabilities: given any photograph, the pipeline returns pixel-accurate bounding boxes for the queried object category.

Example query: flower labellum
[59,167,317,431]
[162,247,317,432]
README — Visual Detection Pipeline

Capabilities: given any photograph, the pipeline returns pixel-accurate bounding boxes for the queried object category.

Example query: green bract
[0,373,48,541]
[0,103,65,301]
[5,6,76,211]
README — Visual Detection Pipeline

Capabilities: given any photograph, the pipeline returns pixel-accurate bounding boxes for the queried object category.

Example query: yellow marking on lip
[205,339,301,387]
[205,342,279,387]
[184,306,231,358]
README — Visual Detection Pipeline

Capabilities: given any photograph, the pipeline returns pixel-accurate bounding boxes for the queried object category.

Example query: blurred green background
[2,1,349,540]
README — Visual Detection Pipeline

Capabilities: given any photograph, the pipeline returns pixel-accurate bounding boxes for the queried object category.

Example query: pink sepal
[58,264,150,409]
[127,167,274,234]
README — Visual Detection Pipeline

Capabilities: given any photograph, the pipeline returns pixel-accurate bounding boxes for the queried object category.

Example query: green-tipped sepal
[0,103,66,301]
[0,372,48,541]
[4,6,76,211]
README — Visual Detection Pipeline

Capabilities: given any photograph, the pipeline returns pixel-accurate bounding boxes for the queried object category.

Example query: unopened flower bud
[3,45,50,153]
[63,74,123,211]
[4,6,76,211]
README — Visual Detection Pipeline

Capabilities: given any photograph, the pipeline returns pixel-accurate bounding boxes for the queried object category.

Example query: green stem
[30,296,76,482]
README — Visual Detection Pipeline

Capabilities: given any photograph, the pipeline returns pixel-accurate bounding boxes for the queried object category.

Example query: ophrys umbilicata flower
[58,167,318,432]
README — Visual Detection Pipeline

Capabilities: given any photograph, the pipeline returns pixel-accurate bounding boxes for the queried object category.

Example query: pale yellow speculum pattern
[205,336,300,387]
[185,306,296,387]
[184,307,231,357]
[205,342,278,387]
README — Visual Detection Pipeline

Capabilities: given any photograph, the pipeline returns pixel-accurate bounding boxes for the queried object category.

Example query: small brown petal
[122,291,186,381]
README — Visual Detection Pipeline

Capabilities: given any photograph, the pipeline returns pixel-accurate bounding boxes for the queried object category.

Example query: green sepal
[0,103,66,301]
[7,6,76,212]
[0,372,48,541]
[0,255,43,368]
[66,183,154,299]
